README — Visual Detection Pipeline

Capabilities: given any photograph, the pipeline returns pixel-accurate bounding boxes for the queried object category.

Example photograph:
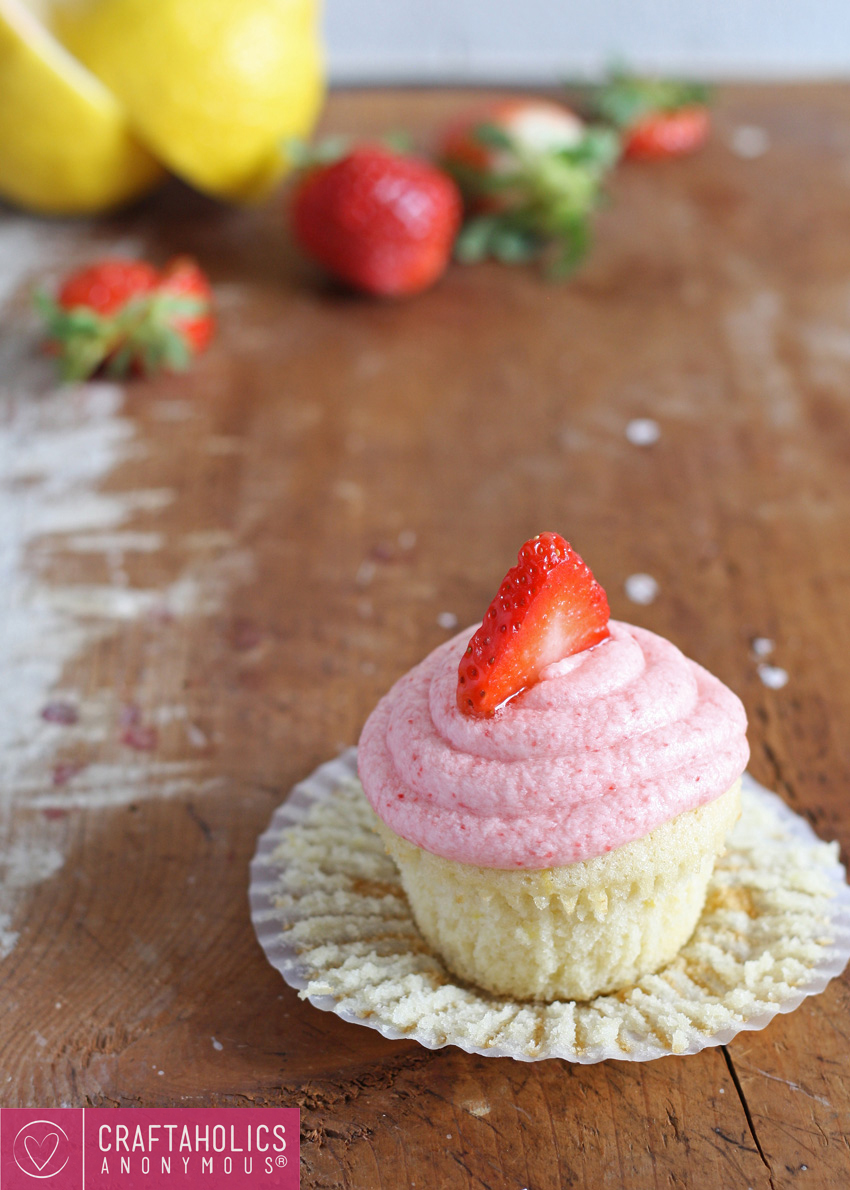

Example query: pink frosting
[357,620,749,869]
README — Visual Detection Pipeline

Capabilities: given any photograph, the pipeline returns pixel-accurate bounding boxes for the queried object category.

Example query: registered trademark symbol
[276,1155,287,1168]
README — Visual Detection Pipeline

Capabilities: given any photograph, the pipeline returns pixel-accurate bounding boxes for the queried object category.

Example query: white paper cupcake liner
[249,749,850,1063]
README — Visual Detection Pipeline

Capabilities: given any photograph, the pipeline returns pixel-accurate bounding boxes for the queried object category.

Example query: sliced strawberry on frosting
[457,532,610,716]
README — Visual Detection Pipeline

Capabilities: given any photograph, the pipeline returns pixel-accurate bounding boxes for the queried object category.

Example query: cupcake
[358,533,749,1002]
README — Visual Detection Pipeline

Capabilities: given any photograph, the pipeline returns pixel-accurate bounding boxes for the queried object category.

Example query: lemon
[0,0,163,214]
[49,0,325,202]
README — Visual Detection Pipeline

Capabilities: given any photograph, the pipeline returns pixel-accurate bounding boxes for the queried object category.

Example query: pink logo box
[1,1108,299,1190]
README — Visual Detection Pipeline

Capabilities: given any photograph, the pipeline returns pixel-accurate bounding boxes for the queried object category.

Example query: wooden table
[1,85,849,1189]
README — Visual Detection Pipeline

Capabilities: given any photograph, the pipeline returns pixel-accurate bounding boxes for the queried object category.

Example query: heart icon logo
[23,1132,60,1172]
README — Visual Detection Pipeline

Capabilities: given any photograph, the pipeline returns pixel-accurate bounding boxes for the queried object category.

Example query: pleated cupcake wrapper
[249,749,850,1063]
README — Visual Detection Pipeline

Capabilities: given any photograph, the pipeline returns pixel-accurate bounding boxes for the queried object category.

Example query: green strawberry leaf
[454,216,500,263]
[381,129,414,154]
[473,122,515,151]
[560,126,621,169]
[595,71,710,128]
[490,225,543,264]
[546,219,591,279]
[35,288,122,380]
[285,135,351,170]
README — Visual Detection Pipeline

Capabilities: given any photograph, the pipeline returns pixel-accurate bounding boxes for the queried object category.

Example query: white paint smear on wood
[724,289,801,429]
[0,215,246,957]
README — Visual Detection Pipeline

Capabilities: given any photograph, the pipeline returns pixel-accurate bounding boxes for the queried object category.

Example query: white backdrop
[324,0,850,83]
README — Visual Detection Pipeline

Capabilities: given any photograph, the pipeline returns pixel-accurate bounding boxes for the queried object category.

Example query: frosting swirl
[358,620,749,868]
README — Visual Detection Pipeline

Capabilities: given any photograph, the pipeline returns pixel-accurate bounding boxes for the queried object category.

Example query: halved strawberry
[441,98,586,180]
[441,98,619,276]
[457,532,610,717]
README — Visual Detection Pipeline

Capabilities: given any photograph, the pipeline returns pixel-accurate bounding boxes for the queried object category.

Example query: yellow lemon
[49,0,325,202]
[0,0,163,214]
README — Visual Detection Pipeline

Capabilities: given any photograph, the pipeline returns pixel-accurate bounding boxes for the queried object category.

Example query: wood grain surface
[1,86,849,1189]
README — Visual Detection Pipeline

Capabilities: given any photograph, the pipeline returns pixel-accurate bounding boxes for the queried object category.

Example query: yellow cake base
[377,782,742,1002]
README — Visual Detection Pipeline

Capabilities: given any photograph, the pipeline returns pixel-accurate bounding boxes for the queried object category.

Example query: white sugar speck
[758,663,788,689]
[437,611,458,630]
[211,1037,223,1051]
[398,529,417,550]
[625,574,659,605]
[752,637,774,658]
[625,418,660,446]
[158,1070,165,1076]
[731,125,771,159]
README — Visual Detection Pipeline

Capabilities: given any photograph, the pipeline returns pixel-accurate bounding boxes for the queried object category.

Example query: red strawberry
[291,144,462,297]
[37,256,214,381]
[457,532,610,717]
[440,98,618,276]
[622,106,710,160]
[595,73,711,161]
[58,258,159,316]
[158,256,215,355]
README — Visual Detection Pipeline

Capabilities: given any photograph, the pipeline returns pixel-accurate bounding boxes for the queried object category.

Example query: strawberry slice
[457,532,610,716]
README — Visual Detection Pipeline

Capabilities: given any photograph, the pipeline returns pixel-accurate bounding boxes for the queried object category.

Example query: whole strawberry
[441,98,619,276]
[291,145,462,297]
[37,256,214,381]
[595,73,711,161]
